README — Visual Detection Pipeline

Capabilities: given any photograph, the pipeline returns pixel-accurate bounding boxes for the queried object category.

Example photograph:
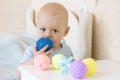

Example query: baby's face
[36,13,69,50]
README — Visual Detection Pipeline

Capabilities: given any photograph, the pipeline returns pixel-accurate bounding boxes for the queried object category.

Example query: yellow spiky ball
[51,54,65,70]
[82,58,97,76]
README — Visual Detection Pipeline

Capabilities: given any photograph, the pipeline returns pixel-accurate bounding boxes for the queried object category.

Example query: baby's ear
[64,26,70,36]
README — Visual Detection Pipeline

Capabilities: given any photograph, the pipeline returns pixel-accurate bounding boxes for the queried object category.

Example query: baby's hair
[37,2,68,26]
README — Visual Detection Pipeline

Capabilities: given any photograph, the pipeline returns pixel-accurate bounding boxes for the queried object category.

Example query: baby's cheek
[54,37,61,43]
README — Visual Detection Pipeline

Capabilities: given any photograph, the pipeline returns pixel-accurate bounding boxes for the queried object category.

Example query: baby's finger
[39,45,48,53]
[44,49,52,57]
[34,46,39,55]
[34,46,37,53]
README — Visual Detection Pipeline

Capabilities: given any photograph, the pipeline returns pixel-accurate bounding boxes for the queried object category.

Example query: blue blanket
[0,32,36,80]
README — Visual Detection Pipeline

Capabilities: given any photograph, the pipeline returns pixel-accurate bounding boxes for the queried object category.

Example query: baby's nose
[45,31,52,38]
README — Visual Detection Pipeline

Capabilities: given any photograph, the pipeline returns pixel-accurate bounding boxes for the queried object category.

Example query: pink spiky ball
[34,54,50,71]
[69,60,87,79]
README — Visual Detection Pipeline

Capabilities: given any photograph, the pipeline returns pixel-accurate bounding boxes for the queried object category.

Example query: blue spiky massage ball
[36,37,53,52]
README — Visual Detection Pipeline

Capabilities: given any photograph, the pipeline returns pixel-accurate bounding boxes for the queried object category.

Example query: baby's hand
[34,45,52,57]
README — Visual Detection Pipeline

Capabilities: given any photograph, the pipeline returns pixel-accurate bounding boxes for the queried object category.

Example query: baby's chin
[53,44,62,50]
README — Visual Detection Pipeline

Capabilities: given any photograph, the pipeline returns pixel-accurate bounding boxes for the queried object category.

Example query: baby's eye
[40,28,46,32]
[52,29,58,33]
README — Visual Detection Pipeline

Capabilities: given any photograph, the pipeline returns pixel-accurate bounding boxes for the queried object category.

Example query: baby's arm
[20,45,52,65]
[18,45,52,78]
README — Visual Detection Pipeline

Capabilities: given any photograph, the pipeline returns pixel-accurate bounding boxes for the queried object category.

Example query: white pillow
[65,12,92,60]
[64,11,83,60]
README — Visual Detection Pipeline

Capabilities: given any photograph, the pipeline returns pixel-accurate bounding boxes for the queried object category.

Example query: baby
[18,2,73,78]
[19,2,73,66]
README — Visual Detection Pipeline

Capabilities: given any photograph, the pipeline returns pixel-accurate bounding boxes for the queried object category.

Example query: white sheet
[19,60,120,80]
